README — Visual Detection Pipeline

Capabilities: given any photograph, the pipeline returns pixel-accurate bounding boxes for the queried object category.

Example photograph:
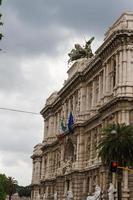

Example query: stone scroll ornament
[68,37,94,63]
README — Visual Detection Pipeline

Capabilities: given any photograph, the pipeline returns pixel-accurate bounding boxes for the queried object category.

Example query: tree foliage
[0,0,3,42]
[6,177,17,200]
[0,174,8,200]
[17,185,31,197]
[98,123,133,167]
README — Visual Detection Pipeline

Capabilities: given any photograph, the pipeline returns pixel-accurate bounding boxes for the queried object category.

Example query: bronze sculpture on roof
[68,37,94,63]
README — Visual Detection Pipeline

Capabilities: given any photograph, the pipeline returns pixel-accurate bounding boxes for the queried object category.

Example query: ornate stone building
[31,12,133,200]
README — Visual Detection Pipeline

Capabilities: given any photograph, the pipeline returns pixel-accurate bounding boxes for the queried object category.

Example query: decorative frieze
[31,12,133,200]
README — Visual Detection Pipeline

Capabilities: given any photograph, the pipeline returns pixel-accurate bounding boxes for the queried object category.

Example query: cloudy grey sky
[0,0,133,186]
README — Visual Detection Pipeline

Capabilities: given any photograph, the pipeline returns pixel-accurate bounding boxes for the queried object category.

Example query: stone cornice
[41,97,133,150]
[41,140,59,151]
[41,29,133,118]
[40,72,84,117]
[96,29,133,59]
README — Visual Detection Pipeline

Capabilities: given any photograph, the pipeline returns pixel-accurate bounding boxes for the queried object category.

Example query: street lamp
[110,128,121,200]
[111,129,117,135]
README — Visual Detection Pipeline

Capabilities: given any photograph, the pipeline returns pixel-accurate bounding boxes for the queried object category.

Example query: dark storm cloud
[0,55,27,92]
[2,0,133,57]
[0,110,42,153]
[1,0,133,185]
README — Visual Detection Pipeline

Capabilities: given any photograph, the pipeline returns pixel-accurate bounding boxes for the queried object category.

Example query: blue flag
[67,112,74,133]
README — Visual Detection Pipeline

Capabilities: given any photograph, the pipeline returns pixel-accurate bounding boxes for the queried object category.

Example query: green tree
[6,177,17,200]
[98,123,133,200]
[0,0,3,42]
[0,174,8,200]
[98,123,133,167]
[17,185,31,197]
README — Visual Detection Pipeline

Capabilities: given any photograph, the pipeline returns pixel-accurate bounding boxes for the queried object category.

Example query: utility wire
[0,107,40,115]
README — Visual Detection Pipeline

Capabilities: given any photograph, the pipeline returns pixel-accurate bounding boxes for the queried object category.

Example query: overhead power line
[0,107,40,115]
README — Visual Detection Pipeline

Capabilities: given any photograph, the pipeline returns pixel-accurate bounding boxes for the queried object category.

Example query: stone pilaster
[86,85,89,111]
[103,66,106,102]
[115,53,119,86]
[98,74,101,105]
[119,110,130,125]
[32,161,35,184]
[119,50,123,85]
[127,48,131,83]
[122,47,127,84]
[92,80,95,108]
[122,170,129,200]
[106,62,110,93]
[80,86,86,112]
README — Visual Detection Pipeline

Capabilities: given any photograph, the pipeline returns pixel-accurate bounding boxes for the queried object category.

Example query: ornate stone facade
[31,12,133,200]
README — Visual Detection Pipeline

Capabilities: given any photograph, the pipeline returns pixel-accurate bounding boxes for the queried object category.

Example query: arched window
[64,139,75,162]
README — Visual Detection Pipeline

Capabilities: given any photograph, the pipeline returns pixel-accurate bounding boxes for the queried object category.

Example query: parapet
[45,91,58,106]
[104,12,133,40]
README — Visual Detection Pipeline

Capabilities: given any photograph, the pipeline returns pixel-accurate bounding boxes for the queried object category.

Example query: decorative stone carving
[65,160,72,174]
[54,192,58,200]
[86,185,101,200]
[46,92,58,106]
[66,190,73,200]
[36,193,40,200]
[108,183,116,200]
[68,37,94,63]
[57,167,62,175]
[31,12,133,200]
[43,193,46,200]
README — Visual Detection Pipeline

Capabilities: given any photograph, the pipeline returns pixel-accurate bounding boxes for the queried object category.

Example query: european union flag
[67,112,74,133]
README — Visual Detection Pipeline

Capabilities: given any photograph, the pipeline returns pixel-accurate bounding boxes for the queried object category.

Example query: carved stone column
[36,158,41,183]
[122,47,127,84]
[126,47,132,84]
[98,74,101,104]
[41,156,45,180]
[119,50,123,85]
[106,62,110,93]
[72,94,76,115]
[115,52,119,86]
[103,66,106,100]
[80,86,86,112]
[44,119,48,141]
[92,80,95,108]
[32,161,35,184]
[90,131,93,164]
[86,85,89,111]
[122,170,129,200]
[121,110,130,125]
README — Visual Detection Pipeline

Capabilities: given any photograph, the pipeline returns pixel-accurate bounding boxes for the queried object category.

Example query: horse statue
[68,37,94,64]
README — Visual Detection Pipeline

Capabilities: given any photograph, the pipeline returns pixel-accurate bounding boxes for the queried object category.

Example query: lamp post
[110,129,121,200]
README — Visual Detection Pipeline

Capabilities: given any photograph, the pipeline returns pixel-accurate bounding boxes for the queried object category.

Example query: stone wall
[31,12,133,200]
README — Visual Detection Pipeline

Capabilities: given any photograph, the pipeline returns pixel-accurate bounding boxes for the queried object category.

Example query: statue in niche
[66,190,73,200]
[68,37,94,63]
[86,185,101,200]
[43,193,46,200]
[65,159,72,174]
[108,183,116,200]
[54,191,58,200]
[36,193,40,200]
